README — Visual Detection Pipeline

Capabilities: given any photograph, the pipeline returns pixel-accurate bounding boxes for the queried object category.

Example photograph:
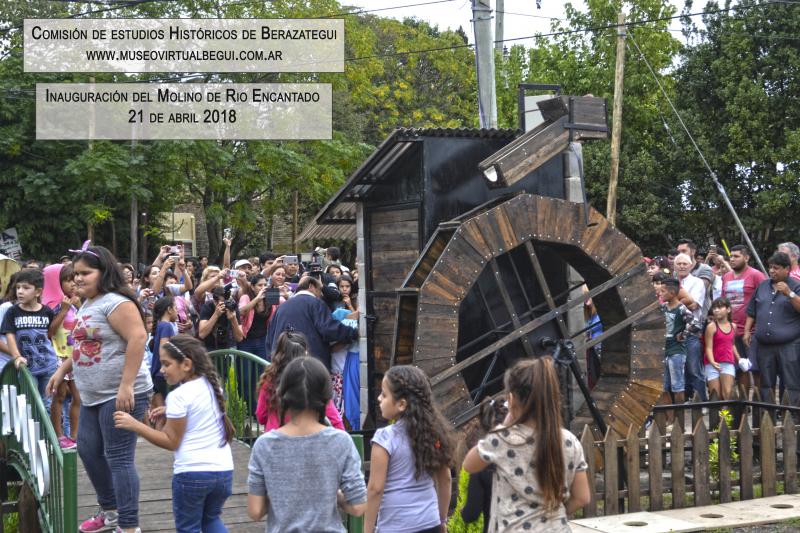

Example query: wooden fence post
[581,425,597,517]
[719,420,732,503]
[671,421,685,509]
[693,418,711,506]
[649,423,663,511]
[783,411,797,494]
[604,428,619,515]
[709,389,720,433]
[760,411,777,497]
[626,425,641,512]
[740,417,754,500]
[691,392,703,430]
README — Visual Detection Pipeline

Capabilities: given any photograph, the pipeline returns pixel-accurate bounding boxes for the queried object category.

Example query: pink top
[705,321,735,365]
[255,382,345,431]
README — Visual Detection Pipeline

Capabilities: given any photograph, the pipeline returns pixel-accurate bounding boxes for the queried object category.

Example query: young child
[461,398,508,533]
[255,330,344,431]
[113,334,234,533]
[704,297,740,400]
[463,358,591,531]
[43,263,82,449]
[365,365,454,533]
[1,269,62,410]
[658,278,701,425]
[150,296,178,418]
[247,356,367,530]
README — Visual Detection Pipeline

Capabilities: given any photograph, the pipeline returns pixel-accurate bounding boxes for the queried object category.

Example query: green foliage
[225,364,247,438]
[709,409,739,483]
[447,469,483,533]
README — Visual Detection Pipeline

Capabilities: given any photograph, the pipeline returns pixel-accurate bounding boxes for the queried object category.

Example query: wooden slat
[693,418,710,506]
[671,421,685,509]
[761,411,777,497]
[492,116,570,187]
[709,390,721,431]
[603,428,619,515]
[719,420,732,503]
[739,417,754,500]
[626,425,641,512]
[458,219,493,260]
[784,411,797,494]
[581,425,597,517]
[371,207,419,224]
[648,424,663,511]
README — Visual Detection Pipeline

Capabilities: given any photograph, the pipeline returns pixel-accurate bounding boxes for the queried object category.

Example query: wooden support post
[671,422,685,508]
[761,411,777,497]
[606,12,626,226]
[626,425,641,512]
[693,418,710,506]
[648,423,663,511]
[604,429,619,515]
[739,417,754,500]
[719,421,732,503]
[784,411,797,494]
[581,425,597,517]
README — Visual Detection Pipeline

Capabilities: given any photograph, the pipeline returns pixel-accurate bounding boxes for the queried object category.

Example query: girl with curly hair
[365,365,454,533]
[463,357,591,532]
[254,330,344,431]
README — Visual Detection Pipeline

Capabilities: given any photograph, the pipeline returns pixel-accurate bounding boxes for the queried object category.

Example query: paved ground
[571,494,800,532]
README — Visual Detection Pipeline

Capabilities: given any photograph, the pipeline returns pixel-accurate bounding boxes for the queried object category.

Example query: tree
[672,0,800,255]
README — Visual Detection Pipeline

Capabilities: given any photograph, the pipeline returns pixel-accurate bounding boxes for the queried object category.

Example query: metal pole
[495,0,504,54]
[130,138,138,265]
[607,13,626,226]
[472,0,498,128]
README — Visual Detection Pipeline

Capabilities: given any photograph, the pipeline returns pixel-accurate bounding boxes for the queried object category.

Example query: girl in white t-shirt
[114,334,235,533]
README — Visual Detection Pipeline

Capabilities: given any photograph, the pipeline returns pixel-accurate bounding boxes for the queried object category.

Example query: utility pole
[606,12,626,226]
[495,0,504,54]
[472,0,497,128]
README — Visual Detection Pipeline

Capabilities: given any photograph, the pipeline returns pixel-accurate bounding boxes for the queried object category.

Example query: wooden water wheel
[392,193,664,437]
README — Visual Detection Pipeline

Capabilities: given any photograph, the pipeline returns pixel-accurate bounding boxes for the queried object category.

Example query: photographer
[237,274,278,359]
[197,286,243,351]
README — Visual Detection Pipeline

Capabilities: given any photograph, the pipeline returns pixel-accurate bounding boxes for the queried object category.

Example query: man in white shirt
[675,253,707,400]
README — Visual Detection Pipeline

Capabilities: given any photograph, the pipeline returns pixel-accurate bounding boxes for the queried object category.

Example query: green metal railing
[208,348,364,533]
[0,364,77,533]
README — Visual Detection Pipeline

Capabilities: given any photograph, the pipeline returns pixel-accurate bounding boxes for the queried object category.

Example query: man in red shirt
[778,242,800,282]
[722,244,767,393]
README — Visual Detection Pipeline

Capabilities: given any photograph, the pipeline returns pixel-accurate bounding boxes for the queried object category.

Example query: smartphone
[223,228,232,240]
[168,245,180,254]
[266,288,281,306]
[709,244,718,254]
[168,255,180,263]
[284,255,298,265]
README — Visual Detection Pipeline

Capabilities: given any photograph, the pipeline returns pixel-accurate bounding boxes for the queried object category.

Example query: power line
[628,30,767,273]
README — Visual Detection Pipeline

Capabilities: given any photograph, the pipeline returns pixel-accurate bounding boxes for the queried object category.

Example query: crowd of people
[0,237,597,532]
[645,239,800,428]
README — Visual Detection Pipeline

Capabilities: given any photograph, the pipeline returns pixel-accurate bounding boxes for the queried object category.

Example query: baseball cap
[234,259,251,270]
[643,257,654,265]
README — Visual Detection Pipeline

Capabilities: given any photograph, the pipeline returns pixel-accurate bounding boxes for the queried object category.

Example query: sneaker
[58,436,77,449]
[114,528,141,533]
[79,509,118,532]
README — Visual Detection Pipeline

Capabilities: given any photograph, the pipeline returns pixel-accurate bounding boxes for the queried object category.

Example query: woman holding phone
[237,274,279,360]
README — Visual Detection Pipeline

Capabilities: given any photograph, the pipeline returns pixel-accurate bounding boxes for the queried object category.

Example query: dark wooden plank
[371,207,419,224]
[709,390,721,431]
[580,425,597,517]
[761,411,777,497]
[719,420,732,503]
[693,418,711,506]
[784,411,797,494]
[671,421,685,509]
[493,117,570,186]
[603,428,619,515]
[648,423,663,511]
[458,219,493,260]
[626,425,641,512]
[739,417,754,500]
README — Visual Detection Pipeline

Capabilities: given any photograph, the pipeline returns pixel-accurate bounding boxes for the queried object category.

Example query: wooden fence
[580,396,800,517]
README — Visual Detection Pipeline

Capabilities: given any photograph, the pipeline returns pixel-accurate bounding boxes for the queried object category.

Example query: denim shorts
[664,352,686,393]
[705,362,736,380]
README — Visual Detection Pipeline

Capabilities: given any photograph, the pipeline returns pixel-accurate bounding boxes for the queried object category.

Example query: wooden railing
[579,391,800,516]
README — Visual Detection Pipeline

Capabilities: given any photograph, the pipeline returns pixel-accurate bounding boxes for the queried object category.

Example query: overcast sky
[341,0,686,44]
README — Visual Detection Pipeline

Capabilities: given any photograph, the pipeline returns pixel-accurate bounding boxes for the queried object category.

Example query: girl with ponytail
[113,334,234,533]
[463,357,591,532]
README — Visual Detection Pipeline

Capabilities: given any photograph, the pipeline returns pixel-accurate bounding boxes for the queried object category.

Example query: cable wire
[628,30,767,272]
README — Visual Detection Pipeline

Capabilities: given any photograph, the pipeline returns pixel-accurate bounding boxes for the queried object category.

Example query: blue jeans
[684,334,707,401]
[78,393,148,529]
[664,352,687,393]
[32,370,55,413]
[172,470,233,533]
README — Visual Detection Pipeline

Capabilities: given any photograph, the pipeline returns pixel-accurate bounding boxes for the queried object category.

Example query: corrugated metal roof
[298,127,519,243]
